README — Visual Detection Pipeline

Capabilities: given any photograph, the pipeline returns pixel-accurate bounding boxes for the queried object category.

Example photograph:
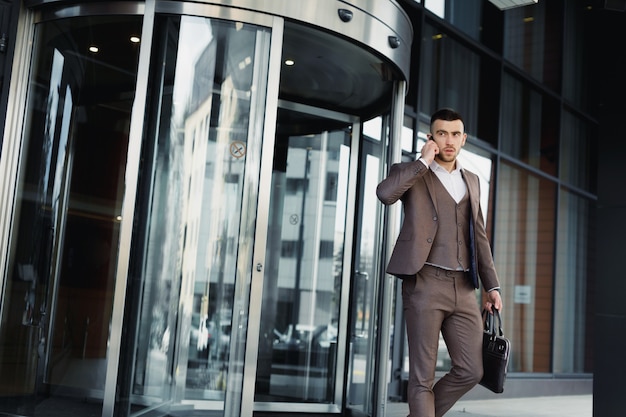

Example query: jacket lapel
[461,169,479,222]
[462,169,480,288]
[423,169,439,214]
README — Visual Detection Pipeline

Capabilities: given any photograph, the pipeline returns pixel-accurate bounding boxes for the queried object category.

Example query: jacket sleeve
[377,159,429,205]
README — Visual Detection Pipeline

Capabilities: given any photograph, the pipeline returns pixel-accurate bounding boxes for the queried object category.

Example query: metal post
[374,79,405,417]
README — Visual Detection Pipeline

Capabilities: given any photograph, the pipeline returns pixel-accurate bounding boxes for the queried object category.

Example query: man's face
[429,119,467,164]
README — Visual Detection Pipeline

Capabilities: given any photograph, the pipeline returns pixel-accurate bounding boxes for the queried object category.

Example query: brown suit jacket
[376,159,500,291]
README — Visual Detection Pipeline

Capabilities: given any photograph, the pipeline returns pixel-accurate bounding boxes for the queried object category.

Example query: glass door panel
[254,106,354,408]
[0,15,142,416]
[124,13,271,416]
[347,136,385,414]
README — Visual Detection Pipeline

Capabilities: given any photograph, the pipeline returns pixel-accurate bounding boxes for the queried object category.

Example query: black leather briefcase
[479,308,511,394]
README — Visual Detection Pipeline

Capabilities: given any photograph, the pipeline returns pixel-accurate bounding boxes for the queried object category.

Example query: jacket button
[427,238,433,243]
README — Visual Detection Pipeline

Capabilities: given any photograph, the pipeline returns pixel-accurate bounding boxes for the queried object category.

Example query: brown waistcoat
[425,177,471,271]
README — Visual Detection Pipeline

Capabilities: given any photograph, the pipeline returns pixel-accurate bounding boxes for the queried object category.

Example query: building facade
[0,0,617,416]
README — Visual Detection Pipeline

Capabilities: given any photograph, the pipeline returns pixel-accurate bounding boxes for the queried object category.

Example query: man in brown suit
[377,108,502,417]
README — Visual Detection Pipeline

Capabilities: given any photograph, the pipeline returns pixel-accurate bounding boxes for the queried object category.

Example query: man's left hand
[484,290,503,313]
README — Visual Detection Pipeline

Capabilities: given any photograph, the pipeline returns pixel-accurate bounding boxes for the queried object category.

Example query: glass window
[419,23,491,143]
[363,116,382,141]
[401,115,414,154]
[560,110,596,193]
[503,1,561,90]
[562,1,593,108]
[500,73,559,176]
[423,0,504,51]
[426,0,483,39]
[458,143,494,226]
[494,161,556,373]
[481,2,505,54]
[553,189,594,373]
[424,0,445,19]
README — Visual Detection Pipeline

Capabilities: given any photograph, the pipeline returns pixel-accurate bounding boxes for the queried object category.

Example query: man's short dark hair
[430,108,464,130]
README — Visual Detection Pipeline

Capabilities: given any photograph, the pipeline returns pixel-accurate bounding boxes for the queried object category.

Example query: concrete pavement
[385,395,592,417]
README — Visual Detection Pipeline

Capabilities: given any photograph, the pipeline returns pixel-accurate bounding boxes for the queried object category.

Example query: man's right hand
[420,136,439,164]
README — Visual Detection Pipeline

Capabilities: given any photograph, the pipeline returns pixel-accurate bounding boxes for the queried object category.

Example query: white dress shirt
[418,158,467,202]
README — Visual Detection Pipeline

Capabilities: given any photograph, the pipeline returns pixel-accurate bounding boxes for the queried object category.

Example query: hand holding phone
[421,135,439,164]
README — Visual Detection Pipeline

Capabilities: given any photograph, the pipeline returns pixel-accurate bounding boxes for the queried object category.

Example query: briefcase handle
[482,308,504,338]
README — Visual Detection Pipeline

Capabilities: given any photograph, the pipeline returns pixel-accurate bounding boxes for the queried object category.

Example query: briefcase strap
[482,308,504,338]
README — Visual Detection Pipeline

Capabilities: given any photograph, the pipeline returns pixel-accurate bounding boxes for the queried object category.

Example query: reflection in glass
[562,1,591,108]
[458,144,493,225]
[500,73,559,176]
[500,74,542,166]
[347,149,382,412]
[401,115,414,153]
[560,111,595,192]
[0,15,141,416]
[503,1,556,91]
[363,116,382,142]
[128,15,268,413]
[255,109,352,403]
[553,189,594,373]
[426,0,483,40]
[493,162,556,373]
[503,2,547,84]
[419,23,481,130]
[425,0,445,19]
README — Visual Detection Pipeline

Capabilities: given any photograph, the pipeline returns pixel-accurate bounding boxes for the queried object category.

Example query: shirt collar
[429,158,463,174]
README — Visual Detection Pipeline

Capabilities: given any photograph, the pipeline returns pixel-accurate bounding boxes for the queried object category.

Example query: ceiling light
[130,36,140,43]
[488,0,538,10]
[89,45,99,53]
[284,59,295,66]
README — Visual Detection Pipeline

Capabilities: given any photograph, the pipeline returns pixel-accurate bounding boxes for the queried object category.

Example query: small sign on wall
[514,285,532,304]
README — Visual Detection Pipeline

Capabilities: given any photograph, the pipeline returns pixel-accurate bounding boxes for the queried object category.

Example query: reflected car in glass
[269,324,338,401]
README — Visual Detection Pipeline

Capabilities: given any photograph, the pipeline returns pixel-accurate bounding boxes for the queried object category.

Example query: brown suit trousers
[402,264,483,417]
